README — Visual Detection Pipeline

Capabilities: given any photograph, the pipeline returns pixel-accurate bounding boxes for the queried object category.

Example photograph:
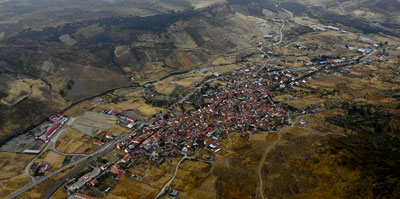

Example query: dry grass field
[175,72,212,87]
[19,167,74,199]
[0,174,30,198]
[63,101,97,118]
[95,91,164,119]
[55,128,98,154]
[0,152,33,179]
[34,151,65,171]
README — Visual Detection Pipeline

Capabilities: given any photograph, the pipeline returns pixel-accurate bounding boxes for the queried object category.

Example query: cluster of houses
[35,114,69,143]
[113,65,296,165]
[65,44,380,196]
[102,110,138,129]
[63,64,300,196]
[93,131,114,146]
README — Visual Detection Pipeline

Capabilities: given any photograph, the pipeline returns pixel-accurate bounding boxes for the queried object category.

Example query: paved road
[16,70,223,199]
[22,118,74,186]
[8,133,128,199]
[41,144,115,199]
[359,47,385,62]
[41,134,130,199]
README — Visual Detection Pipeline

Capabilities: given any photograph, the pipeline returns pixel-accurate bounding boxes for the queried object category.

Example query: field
[0,152,33,198]
[214,64,241,74]
[19,167,75,199]
[94,91,164,119]
[1,1,400,198]
[34,151,65,171]
[155,76,177,95]
[175,72,212,87]
[0,152,33,180]
[63,101,97,118]
[71,112,117,137]
[55,128,98,154]
[0,174,30,198]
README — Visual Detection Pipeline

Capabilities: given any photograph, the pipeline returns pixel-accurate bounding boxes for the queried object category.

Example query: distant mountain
[279,0,400,36]
[0,0,261,144]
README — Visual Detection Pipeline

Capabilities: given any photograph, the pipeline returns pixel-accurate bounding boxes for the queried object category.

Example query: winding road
[257,113,292,199]
[153,155,191,199]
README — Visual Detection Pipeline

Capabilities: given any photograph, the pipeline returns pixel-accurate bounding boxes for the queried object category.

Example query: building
[23,149,41,154]
[326,26,340,31]
[263,35,274,39]
[67,168,101,192]
[121,154,131,163]
[106,132,113,139]
[91,179,98,186]
[169,189,179,197]
[101,163,110,170]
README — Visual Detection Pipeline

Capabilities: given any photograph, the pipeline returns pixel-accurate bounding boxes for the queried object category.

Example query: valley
[0,1,399,199]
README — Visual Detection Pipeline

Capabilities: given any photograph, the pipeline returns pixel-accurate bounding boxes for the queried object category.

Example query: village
[3,5,396,198]
[61,43,383,198]
[10,30,387,198]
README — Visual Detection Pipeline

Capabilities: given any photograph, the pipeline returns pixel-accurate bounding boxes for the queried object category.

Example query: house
[208,142,220,149]
[169,189,179,197]
[110,165,121,174]
[263,35,274,39]
[91,179,98,186]
[67,168,101,192]
[311,24,326,31]
[106,132,113,139]
[101,163,110,171]
[127,122,136,129]
[121,154,131,163]
[127,116,137,122]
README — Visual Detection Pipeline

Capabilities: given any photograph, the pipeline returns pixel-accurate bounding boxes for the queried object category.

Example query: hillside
[0,0,399,199]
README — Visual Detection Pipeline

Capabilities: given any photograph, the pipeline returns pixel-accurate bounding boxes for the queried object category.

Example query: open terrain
[0,0,399,199]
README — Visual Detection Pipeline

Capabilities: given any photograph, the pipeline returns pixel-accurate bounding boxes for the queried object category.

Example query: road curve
[154,155,191,199]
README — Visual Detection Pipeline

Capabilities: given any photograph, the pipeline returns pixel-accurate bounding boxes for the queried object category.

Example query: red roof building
[106,132,113,139]
[91,179,98,186]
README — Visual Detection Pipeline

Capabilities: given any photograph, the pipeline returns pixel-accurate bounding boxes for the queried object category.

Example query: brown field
[175,72,212,87]
[105,175,158,199]
[19,166,74,199]
[285,96,325,109]
[0,152,34,180]
[106,125,131,137]
[55,128,98,154]
[34,151,65,171]
[0,174,30,198]
[155,80,176,95]
[95,91,164,119]
[211,56,236,65]
[214,64,241,74]
[0,78,68,108]
[64,100,97,118]
[171,160,215,198]
[249,133,277,142]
